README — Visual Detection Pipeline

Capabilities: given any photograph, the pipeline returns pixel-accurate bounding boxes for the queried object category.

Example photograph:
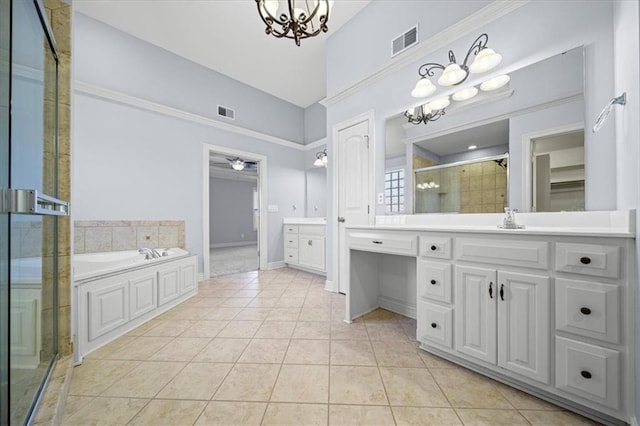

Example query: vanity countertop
[283,217,326,225]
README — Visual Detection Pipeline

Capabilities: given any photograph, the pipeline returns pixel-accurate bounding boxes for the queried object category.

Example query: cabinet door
[158,266,180,307]
[88,278,129,341]
[299,236,325,270]
[497,271,550,383]
[129,272,157,320]
[180,259,197,295]
[455,266,497,364]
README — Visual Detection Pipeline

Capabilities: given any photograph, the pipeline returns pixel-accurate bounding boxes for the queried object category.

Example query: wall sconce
[314,148,328,167]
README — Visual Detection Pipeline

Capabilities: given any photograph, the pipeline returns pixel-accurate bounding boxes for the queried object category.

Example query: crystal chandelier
[256,0,332,46]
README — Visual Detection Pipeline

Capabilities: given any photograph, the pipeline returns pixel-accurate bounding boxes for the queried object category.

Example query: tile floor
[61,268,597,425]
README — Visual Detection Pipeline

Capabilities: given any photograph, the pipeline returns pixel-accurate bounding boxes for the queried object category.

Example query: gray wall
[209,178,257,246]
[304,102,327,143]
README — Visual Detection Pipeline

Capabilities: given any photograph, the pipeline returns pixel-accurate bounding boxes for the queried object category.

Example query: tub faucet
[139,247,161,259]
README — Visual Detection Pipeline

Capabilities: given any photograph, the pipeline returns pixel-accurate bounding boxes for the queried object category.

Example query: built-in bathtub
[73,248,198,362]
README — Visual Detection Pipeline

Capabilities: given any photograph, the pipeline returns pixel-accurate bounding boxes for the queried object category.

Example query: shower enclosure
[1,0,68,424]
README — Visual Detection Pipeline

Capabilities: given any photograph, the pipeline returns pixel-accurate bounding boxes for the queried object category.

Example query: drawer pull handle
[372,240,383,244]
[431,322,437,328]
[499,284,504,301]
[430,279,436,285]
[430,245,437,251]
[580,307,592,315]
[489,282,493,299]
[580,256,592,265]
[308,240,313,246]
[581,370,592,379]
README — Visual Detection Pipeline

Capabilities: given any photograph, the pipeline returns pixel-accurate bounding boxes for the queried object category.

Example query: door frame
[520,122,584,212]
[331,110,375,294]
[202,143,268,278]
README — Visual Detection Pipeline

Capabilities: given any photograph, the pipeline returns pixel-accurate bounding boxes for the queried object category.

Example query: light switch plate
[377,193,384,204]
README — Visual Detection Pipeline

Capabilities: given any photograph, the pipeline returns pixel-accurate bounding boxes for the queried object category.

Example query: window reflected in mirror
[385,169,405,213]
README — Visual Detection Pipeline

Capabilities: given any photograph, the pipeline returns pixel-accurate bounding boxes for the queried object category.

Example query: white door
[337,119,371,294]
[497,270,550,383]
[455,266,497,364]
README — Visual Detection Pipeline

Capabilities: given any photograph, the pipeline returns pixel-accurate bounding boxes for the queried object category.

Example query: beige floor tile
[303,296,332,310]
[237,339,290,363]
[106,336,173,360]
[285,289,309,298]
[180,320,229,338]
[128,399,207,425]
[201,306,243,320]
[293,321,330,340]
[149,337,211,361]
[329,404,394,425]
[217,320,263,338]
[189,297,226,308]
[164,306,209,320]
[362,308,399,323]
[234,307,271,321]
[419,350,459,369]
[456,408,529,425]
[143,320,196,337]
[84,336,136,360]
[196,401,267,425]
[380,367,449,407]
[299,307,331,322]
[254,321,296,338]
[372,340,426,368]
[430,368,513,409]
[213,363,280,401]
[233,289,261,298]
[284,339,330,364]
[275,296,306,308]
[392,407,462,425]
[258,289,286,299]
[519,409,599,425]
[330,322,369,340]
[220,297,254,308]
[68,359,140,396]
[192,338,250,363]
[156,362,233,400]
[101,361,186,398]
[266,307,301,321]
[125,319,162,336]
[329,366,388,405]
[330,340,376,366]
[495,383,559,410]
[271,365,329,403]
[62,396,149,425]
[60,395,94,421]
[366,323,410,341]
[247,298,279,308]
[262,403,328,425]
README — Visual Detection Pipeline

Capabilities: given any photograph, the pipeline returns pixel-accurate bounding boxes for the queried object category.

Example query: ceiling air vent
[217,105,235,120]
[391,25,418,57]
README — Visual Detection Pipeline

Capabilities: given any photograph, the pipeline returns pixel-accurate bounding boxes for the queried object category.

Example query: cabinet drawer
[456,238,549,270]
[299,225,325,236]
[284,225,299,235]
[555,337,620,409]
[285,236,298,249]
[284,248,298,264]
[419,236,452,259]
[348,231,417,256]
[556,278,620,344]
[555,243,621,279]
[418,301,453,349]
[417,260,452,304]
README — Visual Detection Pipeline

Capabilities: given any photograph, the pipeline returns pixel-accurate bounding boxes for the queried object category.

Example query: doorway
[202,144,268,278]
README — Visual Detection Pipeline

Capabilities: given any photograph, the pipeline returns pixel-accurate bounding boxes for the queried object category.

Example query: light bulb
[469,48,502,73]
[322,155,328,165]
[411,78,436,98]
[314,157,324,167]
[427,96,450,110]
[452,86,479,101]
[437,63,467,86]
[421,104,433,116]
[480,74,510,91]
[468,145,477,150]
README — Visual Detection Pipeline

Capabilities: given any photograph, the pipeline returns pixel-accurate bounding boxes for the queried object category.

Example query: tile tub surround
[59,268,597,425]
[74,220,185,254]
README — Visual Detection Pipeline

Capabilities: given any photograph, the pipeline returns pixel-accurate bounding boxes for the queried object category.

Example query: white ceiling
[414,119,510,157]
[73,0,371,108]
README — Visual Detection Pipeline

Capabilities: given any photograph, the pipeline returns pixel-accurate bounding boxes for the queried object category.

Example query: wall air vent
[217,105,235,120]
[391,25,418,57]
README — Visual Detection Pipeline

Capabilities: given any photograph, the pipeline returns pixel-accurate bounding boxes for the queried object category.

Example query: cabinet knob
[580,256,592,265]
[580,307,591,315]
[430,279,436,285]
[430,245,437,251]
[431,322,437,328]
[580,370,592,379]
[308,240,313,246]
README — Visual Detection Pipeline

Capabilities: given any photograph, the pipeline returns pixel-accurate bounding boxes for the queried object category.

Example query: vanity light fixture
[411,33,502,95]
[452,86,479,102]
[314,148,328,167]
[404,104,446,125]
[416,181,440,190]
[480,74,511,91]
[468,145,478,150]
[255,0,332,46]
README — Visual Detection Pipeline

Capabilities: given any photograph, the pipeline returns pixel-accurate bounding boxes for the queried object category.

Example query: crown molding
[320,0,529,108]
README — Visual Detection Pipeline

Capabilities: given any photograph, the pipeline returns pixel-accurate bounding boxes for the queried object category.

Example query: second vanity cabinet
[284,222,326,274]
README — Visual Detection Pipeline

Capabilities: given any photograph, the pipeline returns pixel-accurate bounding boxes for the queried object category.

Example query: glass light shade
[437,63,467,86]
[264,0,279,16]
[411,78,436,98]
[421,104,433,116]
[231,160,245,171]
[468,145,478,150]
[452,86,479,101]
[317,0,334,16]
[313,157,324,167]
[480,74,510,91]
[322,154,328,165]
[427,96,450,110]
[469,48,502,73]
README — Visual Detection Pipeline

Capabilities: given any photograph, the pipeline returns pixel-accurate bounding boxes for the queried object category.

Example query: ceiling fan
[210,156,258,172]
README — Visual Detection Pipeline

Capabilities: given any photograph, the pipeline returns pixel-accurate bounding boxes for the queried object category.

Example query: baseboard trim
[379,296,416,320]
[324,279,337,293]
[210,241,257,249]
[631,415,638,426]
[267,261,286,270]
[197,272,206,282]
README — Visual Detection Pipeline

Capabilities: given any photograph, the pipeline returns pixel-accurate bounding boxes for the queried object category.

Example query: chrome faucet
[500,207,524,229]
[139,247,162,259]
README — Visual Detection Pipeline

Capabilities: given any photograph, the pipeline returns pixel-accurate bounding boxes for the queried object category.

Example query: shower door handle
[1,189,69,216]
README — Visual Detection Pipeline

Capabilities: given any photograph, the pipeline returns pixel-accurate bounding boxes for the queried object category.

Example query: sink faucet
[139,247,162,259]
[500,207,524,229]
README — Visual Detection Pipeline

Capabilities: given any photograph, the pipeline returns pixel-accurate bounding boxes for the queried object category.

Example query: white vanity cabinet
[283,221,326,274]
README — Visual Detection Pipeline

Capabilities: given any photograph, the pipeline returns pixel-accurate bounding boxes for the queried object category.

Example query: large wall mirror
[306,166,327,217]
[385,46,585,215]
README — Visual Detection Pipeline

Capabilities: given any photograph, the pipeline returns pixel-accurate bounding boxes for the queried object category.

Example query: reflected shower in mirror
[306,167,327,217]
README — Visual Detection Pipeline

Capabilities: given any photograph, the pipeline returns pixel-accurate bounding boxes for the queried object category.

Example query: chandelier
[256,0,332,46]
[405,103,446,125]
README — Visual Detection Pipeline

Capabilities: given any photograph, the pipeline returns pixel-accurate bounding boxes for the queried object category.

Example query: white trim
[320,1,529,107]
[324,280,336,293]
[305,137,327,150]
[520,122,584,212]
[197,272,206,282]
[210,241,258,249]
[203,144,268,279]
[630,415,639,426]
[75,81,322,151]
[267,261,286,270]
[379,296,416,320]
